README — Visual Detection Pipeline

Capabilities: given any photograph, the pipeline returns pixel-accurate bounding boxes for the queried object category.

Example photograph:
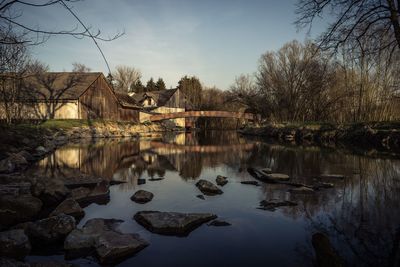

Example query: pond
[26,131,400,267]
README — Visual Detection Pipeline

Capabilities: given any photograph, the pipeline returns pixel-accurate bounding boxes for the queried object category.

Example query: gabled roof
[23,72,102,100]
[114,91,141,109]
[145,89,178,106]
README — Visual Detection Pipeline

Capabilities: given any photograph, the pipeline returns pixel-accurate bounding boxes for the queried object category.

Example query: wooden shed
[19,72,139,122]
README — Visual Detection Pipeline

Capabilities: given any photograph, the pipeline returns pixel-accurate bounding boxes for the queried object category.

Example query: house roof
[145,89,178,106]
[114,91,141,109]
[23,72,102,100]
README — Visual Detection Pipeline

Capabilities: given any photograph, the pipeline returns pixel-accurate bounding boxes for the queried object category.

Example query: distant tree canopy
[146,78,157,92]
[155,78,166,91]
[178,76,202,109]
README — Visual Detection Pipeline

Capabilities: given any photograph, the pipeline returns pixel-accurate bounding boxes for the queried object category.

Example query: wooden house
[2,72,140,122]
[132,88,191,127]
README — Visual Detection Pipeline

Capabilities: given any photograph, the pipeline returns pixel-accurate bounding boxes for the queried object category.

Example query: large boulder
[31,178,69,207]
[49,198,84,220]
[130,190,154,204]
[0,194,42,228]
[64,218,148,264]
[134,211,217,236]
[195,180,223,195]
[215,175,228,186]
[0,229,31,260]
[24,214,76,246]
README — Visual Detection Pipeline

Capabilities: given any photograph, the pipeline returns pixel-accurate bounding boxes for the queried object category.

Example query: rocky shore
[0,121,168,174]
[239,122,400,153]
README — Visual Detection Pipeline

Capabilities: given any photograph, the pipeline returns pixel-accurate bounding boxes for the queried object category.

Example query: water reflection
[28,131,400,267]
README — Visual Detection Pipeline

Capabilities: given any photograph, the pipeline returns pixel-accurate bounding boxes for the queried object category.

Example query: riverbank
[239,121,400,152]
[0,119,171,174]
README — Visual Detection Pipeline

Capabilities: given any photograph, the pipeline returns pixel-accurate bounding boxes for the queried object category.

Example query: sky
[18,0,325,90]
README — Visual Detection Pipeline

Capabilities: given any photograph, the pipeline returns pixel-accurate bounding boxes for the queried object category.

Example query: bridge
[148,110,256,122]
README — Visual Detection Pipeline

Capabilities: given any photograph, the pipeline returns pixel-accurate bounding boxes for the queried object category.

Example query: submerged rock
[312,233,344,267]
[49,198,85,220]
[313,182,334,190]
[215,175,228,186]
[240,181,260,186]
[289,186,315,194]
[134,211,217,236]
[258,200,297,211]
[137,179,146,185]
[208,220,231,227]
[195,180,223,195]
[64,218,148,264]
[260,168,272,175]
[130,190,154,204]
[0,229,31,260]
[264,173,290,182]
[196,194,205,200]
[148,178,164,182]
[24,214,76,246]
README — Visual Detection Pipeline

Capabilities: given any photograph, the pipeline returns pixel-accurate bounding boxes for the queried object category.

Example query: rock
[71,182,110,207]
[312,233,344,267]
[64,218,148,264]
[0,194,42,228]
[208,220,231,227]
[95,230,148,264]
[240,181,260,186]
[32,178,69,207]
[16,151,34,163]
[0,229,31,260]
[258,200,297,211]
[0,158,15,174]
[196,194,205,200]
[134,211,217,236]
[260,168,272,175]
[289,186,315,194]
[0,257,30,267]
[49,198,84,220]
[0,183,31,196]
[313,182,334,190]
[130,190,154,204]
[265,173,290,182]
[109,180,127,185]
[137,179,146,185]
[320,174,345,180]
[63,177,103,189]
[195,180,223,195]
[215,175,228,186]
[148,178,164,182]
[24,214,75,246]
[35,146,47,155]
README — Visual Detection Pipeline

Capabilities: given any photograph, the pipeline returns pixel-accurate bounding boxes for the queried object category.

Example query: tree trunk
[387,0,400,49]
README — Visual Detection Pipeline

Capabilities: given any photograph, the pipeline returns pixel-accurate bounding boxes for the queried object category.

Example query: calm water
[27,131,400,267]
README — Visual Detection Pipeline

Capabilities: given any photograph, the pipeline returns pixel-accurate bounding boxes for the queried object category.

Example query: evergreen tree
[146,78,157,92]
[155,78,166,91]
[131,79,146,93]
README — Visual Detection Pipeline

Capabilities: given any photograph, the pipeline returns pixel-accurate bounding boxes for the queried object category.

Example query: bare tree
[72,62,91,72]
[112,65,142,92]
[295,0,400,57]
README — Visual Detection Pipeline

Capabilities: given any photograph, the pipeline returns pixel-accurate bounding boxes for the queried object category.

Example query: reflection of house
[132,88,190,127]
[1,72,140,121]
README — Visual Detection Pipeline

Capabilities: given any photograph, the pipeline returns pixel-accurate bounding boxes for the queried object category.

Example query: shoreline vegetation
[239,121,400,155]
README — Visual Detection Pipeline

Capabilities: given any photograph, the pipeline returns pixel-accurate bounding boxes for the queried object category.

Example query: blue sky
[19,0,325,90]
